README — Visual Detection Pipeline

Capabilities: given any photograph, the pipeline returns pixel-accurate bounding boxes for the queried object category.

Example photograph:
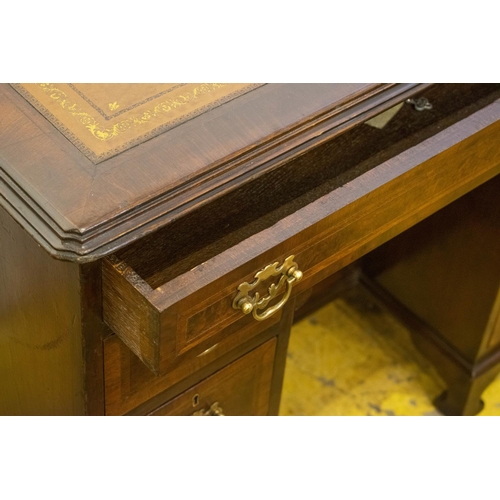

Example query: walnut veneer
[1,83,500,415]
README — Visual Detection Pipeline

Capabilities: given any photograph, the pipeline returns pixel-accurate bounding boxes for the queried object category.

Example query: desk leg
[363,174,500,416]
[268,298,296,416]
[434,367,500,416]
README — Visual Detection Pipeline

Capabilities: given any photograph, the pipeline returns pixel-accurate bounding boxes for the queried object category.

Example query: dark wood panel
[149,338,276,416]
[80,261,107,415]
[103,306,285,415]
[364,173,500,363]
[0,206,84,415]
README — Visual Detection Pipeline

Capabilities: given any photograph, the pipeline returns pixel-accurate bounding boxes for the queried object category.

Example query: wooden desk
[1,83,500,415]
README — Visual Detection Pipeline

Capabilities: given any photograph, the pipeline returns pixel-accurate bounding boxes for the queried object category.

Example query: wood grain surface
[0,206,84,415]
[116,84,500,287]
[104,306,288,415]
[103,98,500,376]
[364,174,500,363]
[0,83,429,260]
[3,84,500,417]
[362,174,500,415]
[149,339,276,416]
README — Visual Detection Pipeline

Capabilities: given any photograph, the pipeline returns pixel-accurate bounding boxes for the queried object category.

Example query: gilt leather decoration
[11,83,263,163]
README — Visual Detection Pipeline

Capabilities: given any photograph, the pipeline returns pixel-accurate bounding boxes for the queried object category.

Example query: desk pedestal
[363,174,500,415]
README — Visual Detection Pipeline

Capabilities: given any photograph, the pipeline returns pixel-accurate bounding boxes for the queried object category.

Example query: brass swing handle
[232,255,303,321]
[192,402,225,416]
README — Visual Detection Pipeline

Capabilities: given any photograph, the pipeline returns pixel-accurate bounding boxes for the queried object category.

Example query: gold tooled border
[67,83,188,120]
[10,83,266,164]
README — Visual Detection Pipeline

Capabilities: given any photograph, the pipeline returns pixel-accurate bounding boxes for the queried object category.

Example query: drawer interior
[115,83,500,290]
[103,82,500,381]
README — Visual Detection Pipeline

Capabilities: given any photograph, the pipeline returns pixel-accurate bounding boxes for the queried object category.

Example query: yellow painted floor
[280,286,500,416]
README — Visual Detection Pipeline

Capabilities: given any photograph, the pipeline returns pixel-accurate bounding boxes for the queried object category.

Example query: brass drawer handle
[192,402,225,416]
[232,255,303,321]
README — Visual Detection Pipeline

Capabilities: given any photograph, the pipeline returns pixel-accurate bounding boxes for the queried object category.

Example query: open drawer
[103,87,500,376]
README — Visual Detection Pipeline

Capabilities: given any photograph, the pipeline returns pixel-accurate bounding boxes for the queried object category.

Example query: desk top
[0,83,426,261]
[11,83,264,163]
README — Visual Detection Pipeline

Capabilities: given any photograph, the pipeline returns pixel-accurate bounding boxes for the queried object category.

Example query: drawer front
[103,308,285,415]
[103,99,500,377]
[149,338,276,416]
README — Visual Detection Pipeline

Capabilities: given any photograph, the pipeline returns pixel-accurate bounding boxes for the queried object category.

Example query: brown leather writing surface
[11,83,262,163]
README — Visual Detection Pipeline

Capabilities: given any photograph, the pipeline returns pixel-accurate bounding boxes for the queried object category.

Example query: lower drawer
[149,338,276,416]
